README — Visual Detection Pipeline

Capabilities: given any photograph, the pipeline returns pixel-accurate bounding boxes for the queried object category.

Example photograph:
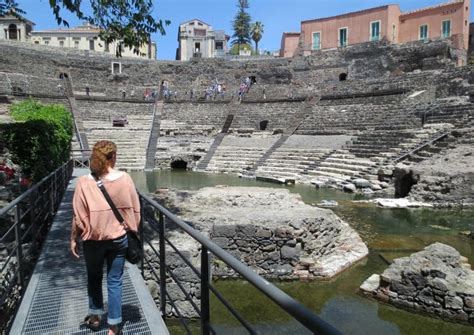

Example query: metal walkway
[10,169,169,334]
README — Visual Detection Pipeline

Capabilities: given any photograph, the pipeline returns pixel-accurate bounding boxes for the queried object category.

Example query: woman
[71,140,140,334]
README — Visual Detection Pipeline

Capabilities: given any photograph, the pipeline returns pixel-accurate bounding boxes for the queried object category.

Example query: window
[104,42,109,52]
[195,42,201,52]
[339,27,348,47]
[34,41,39,44]
[194,29,206,37]
[312,32,321,50]
[392,24,396,41]
[44,41,49,45]
[89,39,95,50]
[112,62,121,74]
[8,24,18,40]
[370,21,381,41]
[419,24,428,40]
[59,39,65,47]
[43,38,50,46]
[215,41,223,50]
[442,20,451,38]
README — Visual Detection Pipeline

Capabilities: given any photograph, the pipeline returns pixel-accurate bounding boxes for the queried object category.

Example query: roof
[301,5,396,24]
[400,0,465,17]
[31,24,100,34]
[179,19,211,27]
[283,32,301,36]
[0,13,35,26]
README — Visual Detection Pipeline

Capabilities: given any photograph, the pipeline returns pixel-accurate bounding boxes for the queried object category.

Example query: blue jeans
[83,235,128,325]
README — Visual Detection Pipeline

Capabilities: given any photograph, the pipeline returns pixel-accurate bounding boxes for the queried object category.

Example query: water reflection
[130,170,474,335]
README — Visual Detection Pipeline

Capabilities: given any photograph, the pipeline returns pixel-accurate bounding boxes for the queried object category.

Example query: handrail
[393,130,451,163]
[0,160,73,332]
[138,191,341,335]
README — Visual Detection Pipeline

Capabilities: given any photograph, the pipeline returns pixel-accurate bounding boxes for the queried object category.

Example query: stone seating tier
[205,147,269,175]
[230,102,304,131]
[162,103,228,128]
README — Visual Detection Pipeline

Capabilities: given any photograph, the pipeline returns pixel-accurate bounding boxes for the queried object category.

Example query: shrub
[1,99,73,181]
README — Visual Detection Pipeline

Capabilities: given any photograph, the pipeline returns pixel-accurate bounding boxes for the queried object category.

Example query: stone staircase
[195,133,227,170]
[398,126,474,164]
[204,146,268,175]
[304,150,378,182]
[82,102,154,170]
[424,103,473,127]
[144,100,163,171]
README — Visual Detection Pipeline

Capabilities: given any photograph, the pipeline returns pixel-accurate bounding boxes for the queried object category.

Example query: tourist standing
[71,141,140,335]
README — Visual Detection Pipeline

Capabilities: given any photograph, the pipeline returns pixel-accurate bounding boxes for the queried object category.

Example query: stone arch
[170,157,192,170]
[11,86,23,95]
[259,120,269,131]
[8,24,18,40]
[339,73,348,81]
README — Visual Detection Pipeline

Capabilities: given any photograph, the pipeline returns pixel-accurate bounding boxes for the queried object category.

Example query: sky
[16,0,474,60]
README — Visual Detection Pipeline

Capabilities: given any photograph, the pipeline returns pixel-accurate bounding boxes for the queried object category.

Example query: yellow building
[30,23,156,59]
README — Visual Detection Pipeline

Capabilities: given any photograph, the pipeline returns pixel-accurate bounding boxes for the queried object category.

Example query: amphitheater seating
[162,102,228,131]
[230,101,304,132]
[79,100,154,170]
[424,103,473,127]
[255,147,332,182]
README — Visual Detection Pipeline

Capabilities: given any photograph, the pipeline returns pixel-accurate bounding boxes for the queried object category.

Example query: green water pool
[130,170,474,335]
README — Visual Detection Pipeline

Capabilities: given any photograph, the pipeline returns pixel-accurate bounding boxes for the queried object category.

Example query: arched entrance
[8,24,18,40]
[339,73,348,81]
[259,120,269,131]
[171,160,188,170]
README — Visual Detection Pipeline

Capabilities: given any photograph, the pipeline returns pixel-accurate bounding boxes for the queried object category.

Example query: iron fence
[138,192,341,335]
[0,160,73,318]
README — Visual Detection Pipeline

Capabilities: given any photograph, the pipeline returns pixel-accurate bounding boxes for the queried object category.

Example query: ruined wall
[0,39,464,101]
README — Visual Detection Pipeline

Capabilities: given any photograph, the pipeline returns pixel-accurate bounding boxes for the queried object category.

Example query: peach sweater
[72,172,140,241]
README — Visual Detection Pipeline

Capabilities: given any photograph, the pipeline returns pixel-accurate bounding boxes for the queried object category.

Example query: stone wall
[231,101,304,131]
[0,39,465,102]
[155,187,368,281]
[360,243,474,325]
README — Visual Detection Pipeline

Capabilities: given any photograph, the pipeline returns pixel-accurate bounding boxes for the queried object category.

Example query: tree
[251,21,264,55]
[0,0,170,57]
[231,0,251,53]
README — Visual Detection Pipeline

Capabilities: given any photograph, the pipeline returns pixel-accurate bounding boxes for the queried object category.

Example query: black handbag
[94,176,142,264]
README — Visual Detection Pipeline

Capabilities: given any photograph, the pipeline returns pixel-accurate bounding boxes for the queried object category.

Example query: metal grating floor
[10,169,168,334]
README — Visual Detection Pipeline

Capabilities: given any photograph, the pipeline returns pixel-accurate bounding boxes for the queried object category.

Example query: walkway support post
[158,212,167,318]
[14,205,24,288]
[201,246,211,335]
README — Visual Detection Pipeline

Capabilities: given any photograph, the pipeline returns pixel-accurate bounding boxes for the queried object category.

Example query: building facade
[30,23,156,59]
[0,14,34,42]
[176,19,228,61]
[281,0,470,59]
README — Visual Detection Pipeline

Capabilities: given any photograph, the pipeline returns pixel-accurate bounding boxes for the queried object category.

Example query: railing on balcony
[138,192,341,335]
[0,160,73,329]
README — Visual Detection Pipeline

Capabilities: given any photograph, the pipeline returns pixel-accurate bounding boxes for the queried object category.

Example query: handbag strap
[93,175,125,225]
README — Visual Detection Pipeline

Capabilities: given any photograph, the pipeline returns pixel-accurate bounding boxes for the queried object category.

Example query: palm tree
[251,21,264,55]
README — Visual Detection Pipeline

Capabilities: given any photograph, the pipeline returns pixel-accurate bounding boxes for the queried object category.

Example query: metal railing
[138,192,341,335]
[0,160,73,326]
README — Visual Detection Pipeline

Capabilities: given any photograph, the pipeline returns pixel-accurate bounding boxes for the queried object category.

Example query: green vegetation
[231,0,252,53]
[251,21,264,55]
[0,0,169,57]
[1,99,73,181]
[229,43,253,56]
